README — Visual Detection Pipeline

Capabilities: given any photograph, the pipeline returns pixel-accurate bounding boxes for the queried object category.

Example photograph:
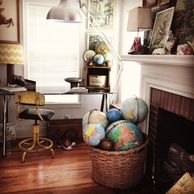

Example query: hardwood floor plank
[0,144,158,194]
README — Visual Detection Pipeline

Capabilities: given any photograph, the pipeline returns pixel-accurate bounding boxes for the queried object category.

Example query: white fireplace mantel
[121,55,194,67]
[121,54,194,134]
[121,55,194,99]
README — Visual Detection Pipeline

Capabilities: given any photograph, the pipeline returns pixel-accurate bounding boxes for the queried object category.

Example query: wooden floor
[0,143,159,194]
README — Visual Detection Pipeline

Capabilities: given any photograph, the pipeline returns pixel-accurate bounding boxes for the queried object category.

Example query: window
[23,0,81,104]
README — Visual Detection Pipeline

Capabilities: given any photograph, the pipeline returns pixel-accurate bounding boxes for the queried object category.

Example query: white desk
[0,87,26,157]
[0,89,114,157]
[44,91,114,112]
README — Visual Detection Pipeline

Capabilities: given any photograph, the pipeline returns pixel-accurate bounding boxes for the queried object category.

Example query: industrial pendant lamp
[46,0,82,23]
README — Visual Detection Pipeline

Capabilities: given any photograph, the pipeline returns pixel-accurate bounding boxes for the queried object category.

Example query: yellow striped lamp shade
[0,44,24,65]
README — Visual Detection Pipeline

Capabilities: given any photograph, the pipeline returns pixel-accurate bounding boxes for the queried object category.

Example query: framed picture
[172,0,194,44]
[149,7,174,51]
[0,0,20,43]
[88,33,104,51]
[87,32,113,51]
[89,75,106,88]
[88,0,115,29]
[143,0,158,7]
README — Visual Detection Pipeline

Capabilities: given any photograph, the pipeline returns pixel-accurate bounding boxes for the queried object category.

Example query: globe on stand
[106,120,143,151]
[93,54,105,65]
[121,97,148,123]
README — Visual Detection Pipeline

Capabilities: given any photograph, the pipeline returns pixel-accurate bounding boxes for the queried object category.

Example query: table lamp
[127,7,152,54]
[0,43,24,84]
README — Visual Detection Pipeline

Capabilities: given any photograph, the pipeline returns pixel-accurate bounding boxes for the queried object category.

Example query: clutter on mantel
[127,1,194,56]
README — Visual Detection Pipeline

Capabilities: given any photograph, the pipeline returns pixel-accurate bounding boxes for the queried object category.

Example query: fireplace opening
[148,107,194,192]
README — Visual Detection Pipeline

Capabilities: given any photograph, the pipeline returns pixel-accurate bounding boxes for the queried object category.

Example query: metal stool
[15,91,55,162]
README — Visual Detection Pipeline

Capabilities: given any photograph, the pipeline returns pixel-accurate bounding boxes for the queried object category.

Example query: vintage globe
[93,54,104,65]
[121,97,148,123]
[106,120,143,151]
[106,108,122,124]
[82,109,108,131]
[83,124,105,147]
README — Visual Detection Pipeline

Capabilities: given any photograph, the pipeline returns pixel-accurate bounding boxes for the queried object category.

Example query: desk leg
[105,94,109,112]
[2,95,8,157]
[100,94,105,112]
[100,94,109,112]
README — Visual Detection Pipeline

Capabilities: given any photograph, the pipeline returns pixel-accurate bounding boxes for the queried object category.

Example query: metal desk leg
[105,94,109,112]
[100,94,105,112]
[2,95,8,157]
[100,94,109,112]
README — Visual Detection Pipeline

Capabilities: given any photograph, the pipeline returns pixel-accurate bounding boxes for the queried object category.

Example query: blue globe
[106,108,122,123]
[93,54,104,65]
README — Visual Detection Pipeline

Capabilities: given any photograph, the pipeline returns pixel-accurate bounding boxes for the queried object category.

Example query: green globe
[121,97,148,123]
[106,120,143,151]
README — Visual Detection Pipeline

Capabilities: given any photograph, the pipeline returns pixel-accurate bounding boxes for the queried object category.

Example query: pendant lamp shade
[46,0,82,23]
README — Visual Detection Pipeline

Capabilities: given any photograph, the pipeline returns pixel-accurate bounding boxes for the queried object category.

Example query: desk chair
[15,91,55,162]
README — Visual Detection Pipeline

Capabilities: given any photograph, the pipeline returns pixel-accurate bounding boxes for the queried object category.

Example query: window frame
[22,0,83,106]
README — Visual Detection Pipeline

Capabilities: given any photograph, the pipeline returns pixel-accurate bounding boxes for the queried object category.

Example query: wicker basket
[89,135,149,189]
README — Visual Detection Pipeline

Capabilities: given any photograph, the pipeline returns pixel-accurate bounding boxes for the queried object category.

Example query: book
[0,86,27,93]
[67,87,88,93]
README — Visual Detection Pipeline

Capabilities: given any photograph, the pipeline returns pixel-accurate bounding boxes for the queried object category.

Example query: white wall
[117,0,142,102]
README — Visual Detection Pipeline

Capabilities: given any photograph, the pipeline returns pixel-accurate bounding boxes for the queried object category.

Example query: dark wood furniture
[84,65,111,92]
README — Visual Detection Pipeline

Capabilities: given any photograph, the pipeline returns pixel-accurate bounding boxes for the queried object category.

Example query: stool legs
[19,124,54,162]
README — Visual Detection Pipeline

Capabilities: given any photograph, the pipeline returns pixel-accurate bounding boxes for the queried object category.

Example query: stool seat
[19,109,55,121]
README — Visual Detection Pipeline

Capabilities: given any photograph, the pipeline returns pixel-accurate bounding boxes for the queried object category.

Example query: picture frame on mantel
[0,0,20,43]
[149,7,174,51]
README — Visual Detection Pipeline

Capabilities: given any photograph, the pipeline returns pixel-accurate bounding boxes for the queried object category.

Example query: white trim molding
[121,55,194,67]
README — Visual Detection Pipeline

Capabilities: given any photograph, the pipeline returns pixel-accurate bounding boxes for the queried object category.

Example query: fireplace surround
[122,55,194,192]
[147,88,194,192]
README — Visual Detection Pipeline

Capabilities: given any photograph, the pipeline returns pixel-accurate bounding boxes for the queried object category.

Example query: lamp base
[7,63,14,85]
[128,37,142,55]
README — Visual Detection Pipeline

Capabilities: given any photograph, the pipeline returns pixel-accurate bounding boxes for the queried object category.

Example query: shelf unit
[84,65,111,92]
